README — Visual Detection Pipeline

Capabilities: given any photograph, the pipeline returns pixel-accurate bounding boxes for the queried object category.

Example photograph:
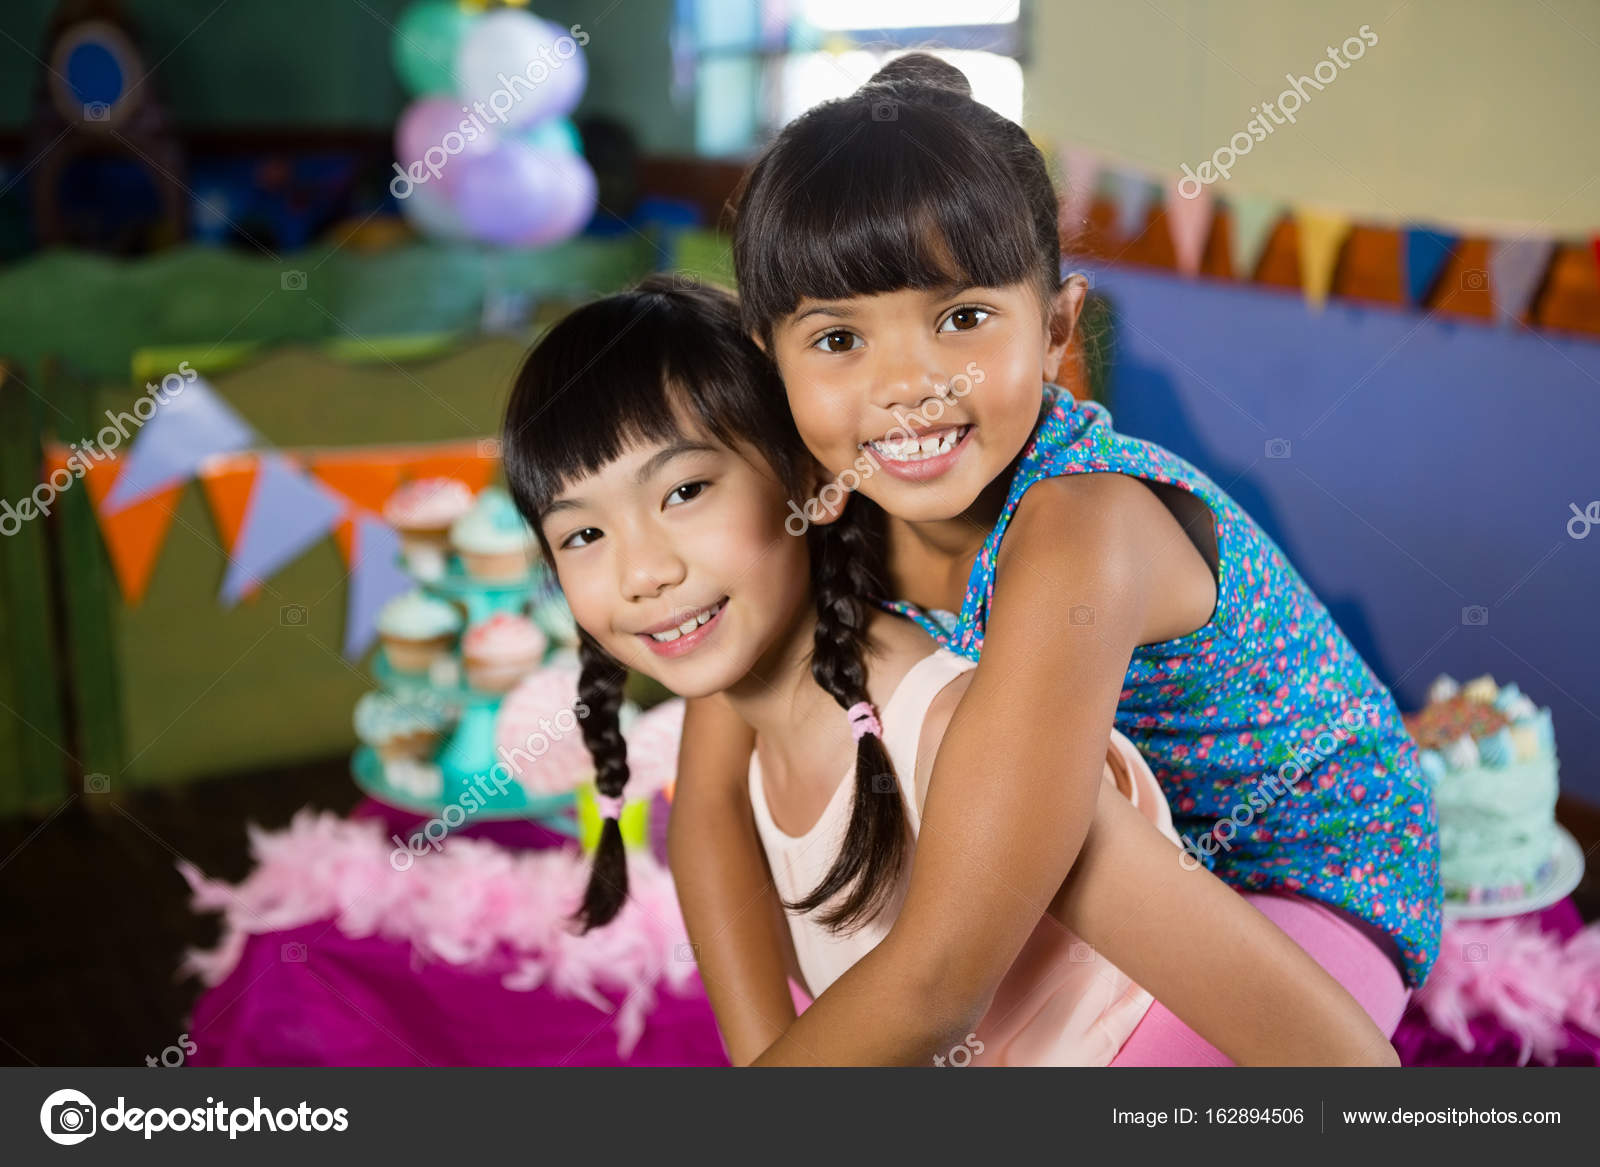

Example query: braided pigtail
[782,500,908,934]
[569,628,631,933]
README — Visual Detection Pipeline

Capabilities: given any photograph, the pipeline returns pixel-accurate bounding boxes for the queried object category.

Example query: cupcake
[377,588,463,673]
[383,478,475,580]
[450,486,537,581]
[354,691,452,761]
[461,612,547,692]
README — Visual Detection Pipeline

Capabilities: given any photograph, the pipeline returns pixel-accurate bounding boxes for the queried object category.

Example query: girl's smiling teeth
[864,424,970,463]
[643,597,727,643]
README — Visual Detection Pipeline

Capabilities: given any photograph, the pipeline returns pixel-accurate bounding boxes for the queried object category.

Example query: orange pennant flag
[46,443,182,609]
[198,453,264,602]
[307,451,405,567]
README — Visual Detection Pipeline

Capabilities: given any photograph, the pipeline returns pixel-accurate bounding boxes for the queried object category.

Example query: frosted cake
[1404,674,1560,906]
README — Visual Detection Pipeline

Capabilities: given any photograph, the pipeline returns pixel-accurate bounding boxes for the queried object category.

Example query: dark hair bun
[863,52,971,98]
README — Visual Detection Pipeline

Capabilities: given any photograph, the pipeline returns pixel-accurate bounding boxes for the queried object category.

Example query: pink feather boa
[177,809,699,1058]
[1416,916,1600,1065]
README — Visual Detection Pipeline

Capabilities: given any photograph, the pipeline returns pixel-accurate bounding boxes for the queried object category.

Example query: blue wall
[1090,267,1600,801]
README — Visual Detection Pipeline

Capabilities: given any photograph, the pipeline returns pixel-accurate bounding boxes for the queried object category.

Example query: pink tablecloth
[183,798,731,1067]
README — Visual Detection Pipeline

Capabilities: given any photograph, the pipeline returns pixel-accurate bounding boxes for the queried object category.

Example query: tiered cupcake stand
[351,557,582,835]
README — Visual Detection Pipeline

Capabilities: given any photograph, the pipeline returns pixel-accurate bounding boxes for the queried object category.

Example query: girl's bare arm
[751,472,1383,1065]
[667,693,800,1065]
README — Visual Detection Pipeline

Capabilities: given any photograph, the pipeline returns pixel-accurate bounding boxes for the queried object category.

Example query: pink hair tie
[596,792,626,819]
[846,701,883,742]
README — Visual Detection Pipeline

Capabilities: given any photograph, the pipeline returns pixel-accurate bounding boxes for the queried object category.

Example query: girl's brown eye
[950,309,978,329]
[822,331,855,353]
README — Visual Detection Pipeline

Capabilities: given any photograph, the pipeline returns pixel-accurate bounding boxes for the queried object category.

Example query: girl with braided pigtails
[501,274,1396,1066]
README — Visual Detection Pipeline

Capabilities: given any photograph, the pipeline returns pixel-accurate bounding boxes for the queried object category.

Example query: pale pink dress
[748,648,1178,1065]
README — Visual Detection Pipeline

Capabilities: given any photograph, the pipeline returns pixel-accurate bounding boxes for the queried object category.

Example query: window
[685,0,1025,157]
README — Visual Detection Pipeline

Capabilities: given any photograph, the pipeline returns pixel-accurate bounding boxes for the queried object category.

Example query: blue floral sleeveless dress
[881,384,1442,987]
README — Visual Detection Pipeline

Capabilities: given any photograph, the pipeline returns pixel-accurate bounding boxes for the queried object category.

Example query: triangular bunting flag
[308,451,406,567]
[1591,236,1600,280]
[1403,227,1459,307]
[219,454,347,606]
[101,377,256,515]
[1058,147,1102,241]
[46,443,184,608]
[343,515,413,660]
[1226,194,1284,279]
[1166,180,1215,277]
[1107,169,1155,241]
[198,453,264,601]
[1487,237,1556,323]
[1293,208,1353,311]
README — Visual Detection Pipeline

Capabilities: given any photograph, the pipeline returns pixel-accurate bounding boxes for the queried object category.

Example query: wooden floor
[0,757,361,1068]
[2,765,1595,1067]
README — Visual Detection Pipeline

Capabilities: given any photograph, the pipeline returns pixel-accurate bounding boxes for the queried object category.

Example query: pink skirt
[1109,890,1409,1065]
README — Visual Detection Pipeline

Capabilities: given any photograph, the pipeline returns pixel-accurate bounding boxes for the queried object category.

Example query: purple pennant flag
[100,377,256,515]
[1488,237,1556,323]
[219,455,346,606]
[343,516,412,660]
[1108,169,1156,241]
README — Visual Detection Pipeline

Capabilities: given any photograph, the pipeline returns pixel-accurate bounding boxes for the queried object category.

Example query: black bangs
[501,276,806,537]
[733,93,1060,340]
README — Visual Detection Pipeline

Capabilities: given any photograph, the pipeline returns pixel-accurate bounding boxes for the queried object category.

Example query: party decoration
[100,377,255,515]
[1107,169,1155,241]
[398,181,475,243]
[387,5,596,250]
[1292,208,1352,311]
[44,442,180,607]
[393,2,473,97]
[455,10,587,130]
[219,454,346,605]
[198,453,264,600]
[519,116,581,155]
[1487,237,1555,323]
[1057,147,1102,240]
[395,96,496,194]
[1165,179,1214,277]
[344,516,415,660]
[1403,227,1459,307]
[1224,193,1284,280]
[453,141,594,247]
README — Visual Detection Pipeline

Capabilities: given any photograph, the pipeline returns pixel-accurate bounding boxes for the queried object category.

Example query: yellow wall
[1025,0,1599,234]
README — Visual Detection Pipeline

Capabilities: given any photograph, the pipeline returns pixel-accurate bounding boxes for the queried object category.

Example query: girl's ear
[1044,272,1090,379]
